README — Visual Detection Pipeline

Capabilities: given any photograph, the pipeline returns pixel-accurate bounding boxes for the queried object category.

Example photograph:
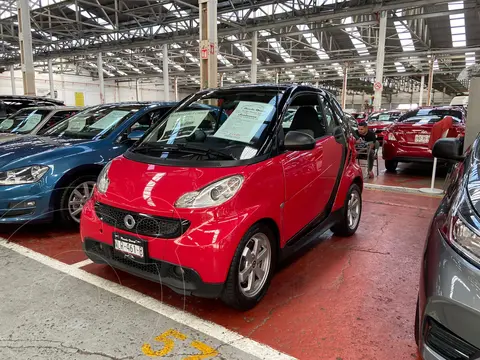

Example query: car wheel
[221,223,277,311]
[415,296,420,346]
[59,175,97,225]
[331,184,362,237]
[385,160,398,172]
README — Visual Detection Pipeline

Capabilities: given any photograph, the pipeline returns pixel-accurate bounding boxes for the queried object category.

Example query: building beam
[199,0,217,89]
[10,65,16,95]
[98,52,105,104]
[48,58,55,98]
[163,44,169,101]
[251,31,257,84]
[373,10,387,110]
[17,0,36,95]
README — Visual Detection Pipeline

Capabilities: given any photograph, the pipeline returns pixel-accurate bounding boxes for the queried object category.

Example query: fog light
[8,200,36,208]
[173,266,185,277]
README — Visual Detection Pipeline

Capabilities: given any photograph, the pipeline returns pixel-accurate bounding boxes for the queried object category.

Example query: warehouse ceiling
[0,0,478,94]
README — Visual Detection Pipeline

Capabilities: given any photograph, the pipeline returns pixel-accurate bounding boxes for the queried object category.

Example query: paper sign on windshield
[90,110,130,130]
[159,110,210,141]
[66,116,87,132]
[16,113,43,132]
[378,115,390,121]
[213,101,274,143]
[0,119,14,130]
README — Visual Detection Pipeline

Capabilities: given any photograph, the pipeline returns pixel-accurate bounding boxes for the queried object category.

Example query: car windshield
[398,109,463,124]
[43,104,142,139]
[0,108,50,133]
[133,89,283,161]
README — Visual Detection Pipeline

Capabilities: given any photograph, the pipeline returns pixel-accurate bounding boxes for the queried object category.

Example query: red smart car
[80,85,363,310]
[382,106,465,172]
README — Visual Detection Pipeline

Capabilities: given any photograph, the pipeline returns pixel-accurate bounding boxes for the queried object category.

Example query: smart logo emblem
[124,214,136,229]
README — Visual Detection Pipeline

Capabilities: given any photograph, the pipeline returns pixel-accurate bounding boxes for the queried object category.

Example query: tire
[415,296,420,346]
[221,222,277,311]
[385,160,398,172]
[331,184,362,237]
[58,175,97,225]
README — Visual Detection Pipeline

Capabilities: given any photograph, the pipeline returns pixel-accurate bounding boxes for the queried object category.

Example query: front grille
[425,317,480,360]
[95,202,190,238]
[112,252,162,275]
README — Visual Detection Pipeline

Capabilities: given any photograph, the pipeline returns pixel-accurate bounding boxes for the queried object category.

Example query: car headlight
[96,161,111,194]
[175,175,244,208]
[387,133,396,141]
[443,187,480,265]
[0,165,49,185]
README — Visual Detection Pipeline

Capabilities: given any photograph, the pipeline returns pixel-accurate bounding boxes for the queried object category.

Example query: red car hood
[98,155,247,216]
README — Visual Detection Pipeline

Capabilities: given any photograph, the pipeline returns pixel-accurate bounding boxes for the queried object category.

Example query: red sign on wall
[201,48,208,59]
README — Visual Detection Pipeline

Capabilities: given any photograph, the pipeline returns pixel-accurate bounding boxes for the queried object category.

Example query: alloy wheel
[68,181,96,223]
[238,232,272,298]
[347,189,361,229]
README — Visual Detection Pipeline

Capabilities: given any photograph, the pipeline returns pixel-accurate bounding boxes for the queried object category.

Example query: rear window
[398,109,463,124]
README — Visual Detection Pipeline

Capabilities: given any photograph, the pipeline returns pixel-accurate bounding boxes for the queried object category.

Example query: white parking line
[0,238,296,360]
[364,183,444,197]
[71,258,94,268]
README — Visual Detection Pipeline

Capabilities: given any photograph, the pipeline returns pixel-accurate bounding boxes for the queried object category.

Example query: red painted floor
[362,150,448,189]
[1,189,440,360]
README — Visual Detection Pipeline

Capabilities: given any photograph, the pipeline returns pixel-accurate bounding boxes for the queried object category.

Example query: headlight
[96,161,111,194]
[443,187,480,265]
[0,165,49,185]
[175,175,244,208]
[387,133,396,141]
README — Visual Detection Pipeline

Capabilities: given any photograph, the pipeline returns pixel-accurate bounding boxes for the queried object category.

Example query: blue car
[0,101,190,225]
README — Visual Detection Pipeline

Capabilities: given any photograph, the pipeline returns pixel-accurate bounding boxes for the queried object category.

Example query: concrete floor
[0,189,441,360]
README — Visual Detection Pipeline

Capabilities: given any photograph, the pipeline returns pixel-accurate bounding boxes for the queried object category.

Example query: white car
[0,106,83,142]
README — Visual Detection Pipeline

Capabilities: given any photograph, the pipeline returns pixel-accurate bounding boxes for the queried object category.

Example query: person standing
[354,121,377,178]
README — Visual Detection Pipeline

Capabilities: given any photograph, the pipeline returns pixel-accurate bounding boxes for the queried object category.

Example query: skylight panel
[448,1,466,48]
[217,54,234,67]
[67,4,112,28]
[297,24,330,60]
[394,62,406,72]
[393,11,415,52]
[259,30,294,63]
[342,17,372,75]
[465,52,476,66]
[86,61,114,76]
[332,63,344,77]
[226,35,256,62]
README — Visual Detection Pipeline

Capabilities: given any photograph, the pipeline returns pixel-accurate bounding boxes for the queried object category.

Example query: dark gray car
[416,136,480,359]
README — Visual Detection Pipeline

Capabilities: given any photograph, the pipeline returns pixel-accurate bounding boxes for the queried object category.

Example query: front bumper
[80,197,252,291]
[418,218,480,359]
[0,182,53,223]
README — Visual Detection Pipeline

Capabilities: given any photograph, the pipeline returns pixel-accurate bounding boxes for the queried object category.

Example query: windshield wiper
[133,143,236,160]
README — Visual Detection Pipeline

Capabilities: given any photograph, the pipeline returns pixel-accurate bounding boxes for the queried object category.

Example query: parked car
[0,106,82,142]
[80,84,364,310]
[0,101,200,225]
[415,135,480,359]
[0,95,64,121]
[382,106,466,172]
[366,110,404,144]
[351,112,368,123]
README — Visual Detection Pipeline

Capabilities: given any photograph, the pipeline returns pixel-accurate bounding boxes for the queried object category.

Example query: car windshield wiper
[133,142,236,160]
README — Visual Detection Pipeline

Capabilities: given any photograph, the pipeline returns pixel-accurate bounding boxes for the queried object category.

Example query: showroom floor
[0,187,441,360]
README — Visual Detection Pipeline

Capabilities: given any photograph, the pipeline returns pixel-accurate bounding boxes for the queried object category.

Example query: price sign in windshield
[160,110,210,141]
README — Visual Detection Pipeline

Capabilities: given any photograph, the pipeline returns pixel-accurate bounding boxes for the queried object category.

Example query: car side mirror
[432,138,464,162]
[127,129,145,141]
[284,130,316,151]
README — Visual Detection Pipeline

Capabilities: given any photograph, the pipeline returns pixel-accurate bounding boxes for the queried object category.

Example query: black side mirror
[284,130,316,151]
[432,138,464,162]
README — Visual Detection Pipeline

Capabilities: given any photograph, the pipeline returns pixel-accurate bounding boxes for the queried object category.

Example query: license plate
[415,134,430,143]
[113,232,146,260]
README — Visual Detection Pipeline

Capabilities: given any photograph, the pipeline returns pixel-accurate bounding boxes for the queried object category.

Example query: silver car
[0,106,83,142]
[417,136,480,359]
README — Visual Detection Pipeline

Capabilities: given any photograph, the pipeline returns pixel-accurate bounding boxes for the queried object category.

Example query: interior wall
[0,71,190,106]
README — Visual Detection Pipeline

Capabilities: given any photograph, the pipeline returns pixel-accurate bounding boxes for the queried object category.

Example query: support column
[48,59,54,98]
[135,79,140,101]
[442,87,446,105]
[251,31,258,84]
[199,0,218,90]
[163,44,170,101]
[275,71,279,84]
[373,10,387,110]
[341,64,348,109]
[427,58,434,106]
[10,66,16,95]
[174,77,178,101]
[219,73,224,87]
[419,75,425,107]
[97,53,105,104]
[17,0,36,95]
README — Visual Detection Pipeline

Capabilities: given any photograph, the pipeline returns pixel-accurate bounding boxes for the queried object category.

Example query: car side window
[319,96,338,135]
[122,108,170,140]
[282,93,325,139]
[329,96,345,123]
